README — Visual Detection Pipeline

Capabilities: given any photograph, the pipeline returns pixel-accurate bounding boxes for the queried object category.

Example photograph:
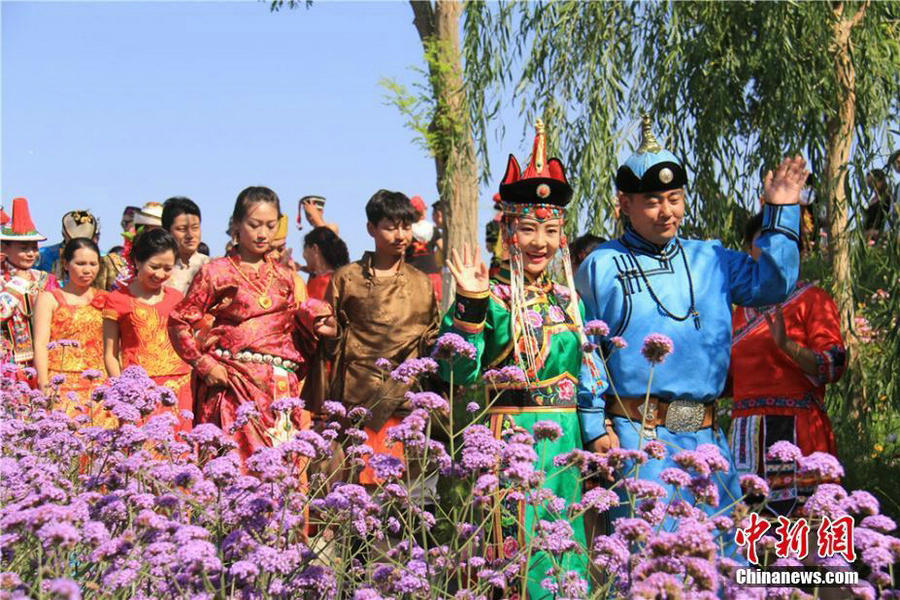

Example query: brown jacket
[311,252,439,431]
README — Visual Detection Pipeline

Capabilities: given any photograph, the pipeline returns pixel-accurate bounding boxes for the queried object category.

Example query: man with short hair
[576,114,807,531]
[162,196,210,294]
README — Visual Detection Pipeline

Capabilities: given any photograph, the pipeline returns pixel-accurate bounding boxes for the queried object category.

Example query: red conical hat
[1,197,46,242]
[0,207,9,226]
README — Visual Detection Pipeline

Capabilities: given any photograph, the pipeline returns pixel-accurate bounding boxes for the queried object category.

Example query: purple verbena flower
[740,473,770,496]
[610,336,627,349]
[532,420,563,442]
[797,452,844,480]
[584,320,610,337]
[270,396,304,413]
[766,440,803,462]
[431,333,477,361]
[322,400,346,418]
[641,333,674,364]
[389,357,438,384]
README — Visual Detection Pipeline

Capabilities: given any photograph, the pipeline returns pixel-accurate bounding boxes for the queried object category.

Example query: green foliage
[464,0,900,244]
[464,0,900,514]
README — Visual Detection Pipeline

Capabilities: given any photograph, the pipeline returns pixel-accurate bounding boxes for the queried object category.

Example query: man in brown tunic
[317,190,439,485]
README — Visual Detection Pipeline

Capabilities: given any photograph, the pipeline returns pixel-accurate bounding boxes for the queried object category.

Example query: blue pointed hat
[615,114,687,193]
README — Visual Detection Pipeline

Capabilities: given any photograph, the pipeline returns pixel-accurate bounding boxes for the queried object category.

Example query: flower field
[1,333,898,599]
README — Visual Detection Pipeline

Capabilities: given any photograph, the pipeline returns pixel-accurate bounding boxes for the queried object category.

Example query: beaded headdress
[497,121,601,389]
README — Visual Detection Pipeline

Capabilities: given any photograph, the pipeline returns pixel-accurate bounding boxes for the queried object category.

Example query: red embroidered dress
[167,252,316,460]
[728,282,845,515]
[103,286,193,431]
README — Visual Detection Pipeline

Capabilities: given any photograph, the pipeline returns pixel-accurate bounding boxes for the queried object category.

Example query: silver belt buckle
[637,398,658,440]
[664,400,705,433]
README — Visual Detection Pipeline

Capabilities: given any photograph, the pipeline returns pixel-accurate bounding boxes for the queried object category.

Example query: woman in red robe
[168,186,332,460]
[729,212,845,516]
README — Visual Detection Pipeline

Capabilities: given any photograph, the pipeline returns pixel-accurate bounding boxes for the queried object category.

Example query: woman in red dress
[102,228,192,432]
[168,186,333,460]
[729,212,845,516]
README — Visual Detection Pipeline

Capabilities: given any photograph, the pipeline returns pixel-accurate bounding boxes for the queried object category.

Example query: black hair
[868,169,886,183]
[570,233,606,263]
[742,211,802,253]
[742,213,765,249]
[131,228,178,265]
[61,237,100,263]
[304,226,350,271]
[230,187,281,238]
[162,196,202,230]
[365,189,416,226]
[197,242,210,256]
[108,245,125,255]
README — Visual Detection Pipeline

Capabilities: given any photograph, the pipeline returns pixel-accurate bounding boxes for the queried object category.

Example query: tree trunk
[410,0,479,311]
[824,0,867,415]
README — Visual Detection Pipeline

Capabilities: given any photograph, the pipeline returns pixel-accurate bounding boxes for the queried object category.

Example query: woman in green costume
[439,121,607,599]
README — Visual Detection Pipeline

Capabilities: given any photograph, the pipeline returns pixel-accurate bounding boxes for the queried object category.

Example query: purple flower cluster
[389,357,438,384]
[584,320,610,337]
[640,333,674,365]
[1,350,898,599]
[431,332,477,361]
[482,365,527,384]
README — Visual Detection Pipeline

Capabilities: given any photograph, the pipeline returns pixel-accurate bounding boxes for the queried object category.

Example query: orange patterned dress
[47,289,115,427]
[103,286,193,432]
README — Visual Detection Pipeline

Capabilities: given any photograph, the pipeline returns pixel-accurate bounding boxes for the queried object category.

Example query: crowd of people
[2,115,859,591]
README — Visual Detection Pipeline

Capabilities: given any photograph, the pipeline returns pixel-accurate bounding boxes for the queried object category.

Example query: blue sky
[2,0,509,260]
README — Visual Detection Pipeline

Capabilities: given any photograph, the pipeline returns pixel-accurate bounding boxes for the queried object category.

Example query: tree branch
[410,0,435,42]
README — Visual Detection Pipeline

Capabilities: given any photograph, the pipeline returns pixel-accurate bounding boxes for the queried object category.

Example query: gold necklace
[229,257,276,309]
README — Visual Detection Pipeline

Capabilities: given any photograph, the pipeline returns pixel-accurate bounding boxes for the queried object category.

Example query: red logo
[817,515,856,562]
[736,514,856,565]
[734,513,771,565]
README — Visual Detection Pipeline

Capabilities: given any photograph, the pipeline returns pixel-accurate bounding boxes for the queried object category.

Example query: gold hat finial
[637,113,663,154]
[534,119,546,172]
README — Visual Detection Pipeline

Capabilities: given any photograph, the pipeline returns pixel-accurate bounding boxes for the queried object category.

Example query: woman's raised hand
[447,243,490,295]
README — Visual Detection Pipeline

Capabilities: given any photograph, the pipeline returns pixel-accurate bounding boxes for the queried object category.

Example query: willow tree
[464,0,900,377]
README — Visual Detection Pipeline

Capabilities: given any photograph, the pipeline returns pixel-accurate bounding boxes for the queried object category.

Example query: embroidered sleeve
[167,264,219,378]
[452,288,490,334]
[803,287,846,385]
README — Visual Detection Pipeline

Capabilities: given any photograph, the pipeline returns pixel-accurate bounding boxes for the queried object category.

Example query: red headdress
[498,119,572,220]
[0,197,46,242]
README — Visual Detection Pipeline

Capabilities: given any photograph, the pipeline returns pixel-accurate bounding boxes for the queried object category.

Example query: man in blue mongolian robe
[575,114,808,538]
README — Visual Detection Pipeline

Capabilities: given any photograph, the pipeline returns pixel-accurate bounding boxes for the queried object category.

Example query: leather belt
[606,396,714,437]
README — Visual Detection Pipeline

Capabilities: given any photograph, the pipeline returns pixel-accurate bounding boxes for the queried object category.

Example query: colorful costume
[439,122,605,598]
[168,252,317,459]
[103,286,192,431]
[1,198,59,366]
[576,116,801,535]
[729,283,844,515]
[318,251,439,483]
[46,289,115,427]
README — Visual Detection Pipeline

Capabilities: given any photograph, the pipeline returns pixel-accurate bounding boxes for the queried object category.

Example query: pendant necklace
[229,258,276,309]
[623,238,701,330]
